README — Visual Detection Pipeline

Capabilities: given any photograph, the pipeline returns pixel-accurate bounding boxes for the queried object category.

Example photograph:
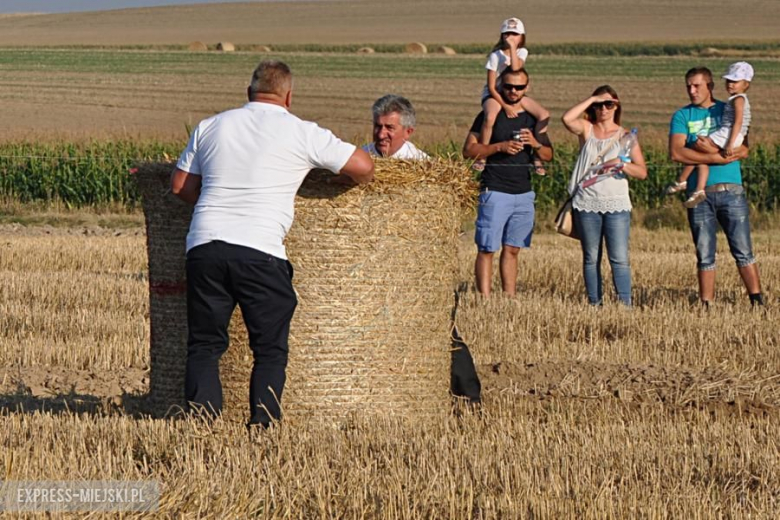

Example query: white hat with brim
[500,17,525,35]
[723,61,754,82]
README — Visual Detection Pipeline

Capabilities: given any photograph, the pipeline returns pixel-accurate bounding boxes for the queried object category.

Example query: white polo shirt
[362,141,430,160]
[177,102,356,259]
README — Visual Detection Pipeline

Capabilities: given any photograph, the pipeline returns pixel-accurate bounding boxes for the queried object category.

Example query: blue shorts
[475,189,535,253]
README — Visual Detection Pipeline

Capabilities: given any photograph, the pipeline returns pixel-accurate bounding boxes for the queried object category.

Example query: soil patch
[478,360,780,416]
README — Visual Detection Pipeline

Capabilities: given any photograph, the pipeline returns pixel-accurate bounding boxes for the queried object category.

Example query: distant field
[1,0,779,46]
[1,48,780,145]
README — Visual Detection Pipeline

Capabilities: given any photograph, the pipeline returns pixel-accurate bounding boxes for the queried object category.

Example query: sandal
[683,190,706,208]
[665,181,687,195]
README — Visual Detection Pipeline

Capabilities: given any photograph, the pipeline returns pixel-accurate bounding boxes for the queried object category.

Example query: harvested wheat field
[1,214,779,516]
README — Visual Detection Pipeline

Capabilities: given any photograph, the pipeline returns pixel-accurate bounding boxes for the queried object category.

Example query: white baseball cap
[500,17,525,35]
[723,61,754,82]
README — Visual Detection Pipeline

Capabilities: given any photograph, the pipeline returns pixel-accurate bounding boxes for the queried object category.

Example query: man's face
[500,73,528,105]
[373,112,413,157]
[686,74,713,106]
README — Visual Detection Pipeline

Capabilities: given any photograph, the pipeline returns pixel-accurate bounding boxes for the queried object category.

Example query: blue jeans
[573,210,632,306]
[687,185,756,271]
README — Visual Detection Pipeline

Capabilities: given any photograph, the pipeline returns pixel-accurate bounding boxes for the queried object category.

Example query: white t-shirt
[481,47,529,100]
[362,141,430,160]
[177,102,356,259]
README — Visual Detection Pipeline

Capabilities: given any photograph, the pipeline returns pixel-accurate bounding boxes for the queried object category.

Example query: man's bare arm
[170,168,202,205]
[331,148,375,185]
[669,134,746,165]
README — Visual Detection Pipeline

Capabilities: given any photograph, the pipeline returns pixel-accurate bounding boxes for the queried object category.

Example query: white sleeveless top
[569,127,632,214]
[708,94,751,148]
[721,93,751,136]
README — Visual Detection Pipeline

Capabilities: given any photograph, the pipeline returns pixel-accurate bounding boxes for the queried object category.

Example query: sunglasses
[502,83,527,92]
[592,100,618,110]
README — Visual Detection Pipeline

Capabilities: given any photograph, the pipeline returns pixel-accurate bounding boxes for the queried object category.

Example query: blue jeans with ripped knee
[687,185,756,271]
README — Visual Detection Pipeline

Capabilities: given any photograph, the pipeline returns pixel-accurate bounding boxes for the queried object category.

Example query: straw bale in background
[137,159,475,422]
[357,47,375,54]
[187,41,207,51]
[404,42,427,54]
[216,41,235,52]
[436,46,457,55]
[255,45,273,52]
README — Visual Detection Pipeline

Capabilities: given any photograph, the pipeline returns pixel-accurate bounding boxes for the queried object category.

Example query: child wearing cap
[667,61,754,208]
[474,17,549,174]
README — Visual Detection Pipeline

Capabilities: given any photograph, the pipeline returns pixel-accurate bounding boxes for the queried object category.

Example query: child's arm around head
[506,34,526,72]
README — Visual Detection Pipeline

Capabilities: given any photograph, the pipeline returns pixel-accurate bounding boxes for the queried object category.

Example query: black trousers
[451,326,481,404]
[185,241,297,427]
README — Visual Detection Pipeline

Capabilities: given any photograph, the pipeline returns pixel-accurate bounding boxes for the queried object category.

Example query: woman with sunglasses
[561,85,648,306]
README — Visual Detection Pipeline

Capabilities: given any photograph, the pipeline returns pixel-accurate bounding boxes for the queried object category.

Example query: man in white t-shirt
[171,60,374,429]
[362,94,430,160]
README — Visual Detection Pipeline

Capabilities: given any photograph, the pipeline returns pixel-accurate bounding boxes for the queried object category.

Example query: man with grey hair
[171,59,374,429]
[363,94,430,160]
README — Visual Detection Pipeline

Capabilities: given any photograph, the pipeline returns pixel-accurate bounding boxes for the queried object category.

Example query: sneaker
[471,160,485,172]
[683,190,706,208]
[665,181,687,195]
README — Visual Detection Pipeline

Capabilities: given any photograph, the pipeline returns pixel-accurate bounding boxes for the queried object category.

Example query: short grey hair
[249,60,292,98]
[371,94,416,128]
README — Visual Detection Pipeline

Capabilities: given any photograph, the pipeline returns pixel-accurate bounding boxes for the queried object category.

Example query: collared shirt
[362,141,430,160]
[177,102,356,259]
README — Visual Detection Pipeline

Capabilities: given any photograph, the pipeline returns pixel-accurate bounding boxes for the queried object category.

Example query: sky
[0,1,270,14]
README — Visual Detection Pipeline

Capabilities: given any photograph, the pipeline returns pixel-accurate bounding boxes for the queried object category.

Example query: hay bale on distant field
[216,41,235,52]
[187,41,207,52]
[699,47,722,57]
[255,45,272,52]
[436,46,457,55]
[405,42,427,54]
[357,46,375,54]
[137,159,474,422]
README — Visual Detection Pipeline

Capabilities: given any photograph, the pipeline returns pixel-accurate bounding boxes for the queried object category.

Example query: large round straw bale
[255,45,272,53]
[357,46,375,54]
[187,41,207,52]
[137,159,475,422]
[436,45,457,55]
[405,42,428,54]
[216,41,235,52]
